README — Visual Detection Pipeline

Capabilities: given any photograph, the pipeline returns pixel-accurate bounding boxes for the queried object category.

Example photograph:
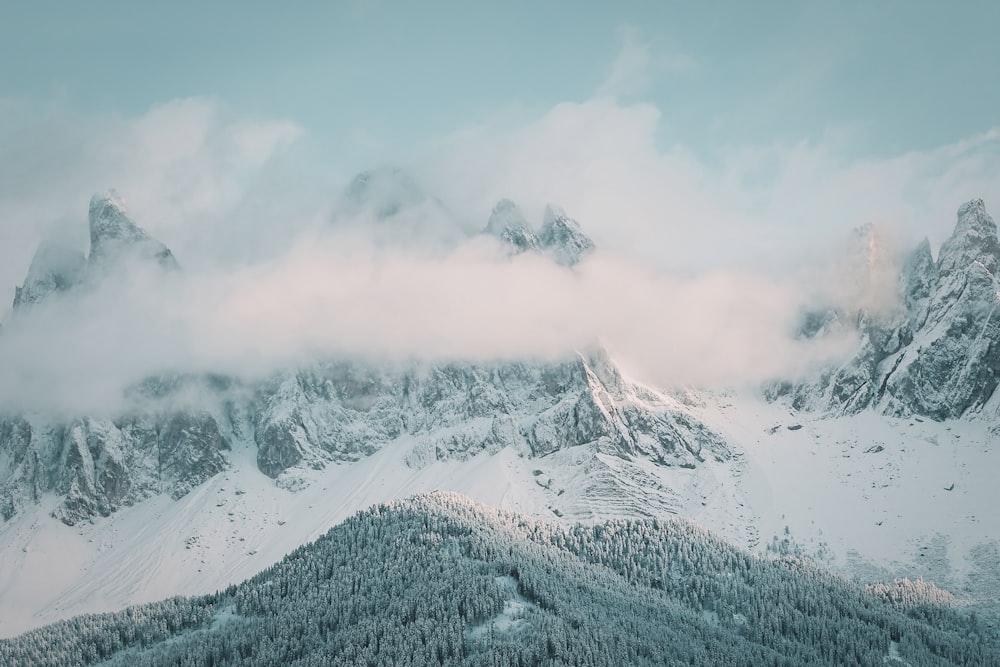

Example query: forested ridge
[2,492,995,666]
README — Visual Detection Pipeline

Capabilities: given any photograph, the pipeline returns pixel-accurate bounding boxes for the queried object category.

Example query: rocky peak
[88,191,178,271]
[12,240,86,310]
[900,238,937,329]
[937,198,1000,279]
[771,198,1000,420]
[538,205,595,267]
[485,199,539,253]
[485,199,526,235]
[344,166,427,220]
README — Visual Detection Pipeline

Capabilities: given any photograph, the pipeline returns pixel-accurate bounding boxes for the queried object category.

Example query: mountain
[484,199,539,254]
[87,191,178,272]
[2,493,994,667]
[0,350,726,527]
[0,191,997,641]
[334,166,464,247]
[12,241,85,311]
[769,199,1000,420]
[0,191,722,529]
[12,191,175,314]
[484,199,595,266]
[342,166,430,220]
[538,204,595,267]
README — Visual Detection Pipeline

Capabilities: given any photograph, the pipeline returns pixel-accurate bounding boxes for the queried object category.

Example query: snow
[0,373,997,640]
[1,387,995,638]
[468,575,534,641]
[694,391,1000,605]
[0,440,549,637]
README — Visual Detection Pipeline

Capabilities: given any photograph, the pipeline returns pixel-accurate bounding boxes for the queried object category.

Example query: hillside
[2,492,996,666]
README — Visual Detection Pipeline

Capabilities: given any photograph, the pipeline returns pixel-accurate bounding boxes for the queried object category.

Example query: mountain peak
[952,198,995,245]
[542,204,568,227]
[538,204,595,267]
[900,237,938,328]
[845,221,893,276]
[938,198,999,278]
[485,198,539,253]
[88,190,178,270]
[89,190,148,247]
[957,197,987,219]
[485,199,525,234]
[343,166,427,220]
[89,189,128,218]
[12,240,86,310]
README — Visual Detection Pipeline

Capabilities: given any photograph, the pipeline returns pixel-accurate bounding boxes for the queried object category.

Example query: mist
[0,221,861,416]
[2,94,997,415]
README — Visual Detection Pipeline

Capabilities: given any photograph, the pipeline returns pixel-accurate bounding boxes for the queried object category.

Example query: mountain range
[0,178,997,661]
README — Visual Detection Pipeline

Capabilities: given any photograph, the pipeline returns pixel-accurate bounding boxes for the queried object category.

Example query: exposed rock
[485,199,539,254]
[772,199,1000,421]
[12,241,86,310]
[538,205,595,267]
[251,351,727,479]
[0,411,230,526]
[0,190,724,523]
[88,191,178,272]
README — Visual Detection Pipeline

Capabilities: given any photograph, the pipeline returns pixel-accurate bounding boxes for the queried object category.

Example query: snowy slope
[1,191,998,640]
[774,198,1000,420]
[694,392,1000,605]
[1,385,996,638]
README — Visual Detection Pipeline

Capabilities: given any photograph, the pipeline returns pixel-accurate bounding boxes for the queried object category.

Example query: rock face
[0,190,724,525]
[88,191,178,271]
[0,411,229,524]
[12,241,86,310]
[0,352,724,525]
[251,349,726,479]
[771,199,1000,420]
[538,204,595,267]
[485,199,540,254]
[484,199,595,266]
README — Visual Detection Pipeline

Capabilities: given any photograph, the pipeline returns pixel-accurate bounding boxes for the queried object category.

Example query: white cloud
[1,92,998,415]
[0,97,303,310]
[598,26,696,98]
[421,99,1000,273]
[0,233,852,415]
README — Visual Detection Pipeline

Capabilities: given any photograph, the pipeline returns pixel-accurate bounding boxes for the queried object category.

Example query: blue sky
[4,1,998,164]
[1,1,999,288]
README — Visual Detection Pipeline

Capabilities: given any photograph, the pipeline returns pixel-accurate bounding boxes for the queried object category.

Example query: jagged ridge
[0,190,717,525]
[771,198,1000,421]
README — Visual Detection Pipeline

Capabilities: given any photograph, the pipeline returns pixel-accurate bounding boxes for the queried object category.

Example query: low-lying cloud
[0,229,856,415]
[1,91,997,416]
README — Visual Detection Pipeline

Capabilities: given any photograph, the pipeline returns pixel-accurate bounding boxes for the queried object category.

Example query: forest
[1,491,996,666]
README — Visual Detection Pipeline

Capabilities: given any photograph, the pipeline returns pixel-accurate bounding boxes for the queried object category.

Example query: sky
[0,1,999,411]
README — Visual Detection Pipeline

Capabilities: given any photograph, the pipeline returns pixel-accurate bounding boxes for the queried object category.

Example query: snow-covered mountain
[0,190,997,639]
[769,198,1000,420]
[484,199,595,266]
[0,188,723,528]
[11,242,85,311]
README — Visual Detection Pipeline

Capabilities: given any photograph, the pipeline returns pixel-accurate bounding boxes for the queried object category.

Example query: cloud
[1,92,998,415]
[0,97,303,311]
[597,26,697,98]
[0,231,852,415]
[420,99,1000,273]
